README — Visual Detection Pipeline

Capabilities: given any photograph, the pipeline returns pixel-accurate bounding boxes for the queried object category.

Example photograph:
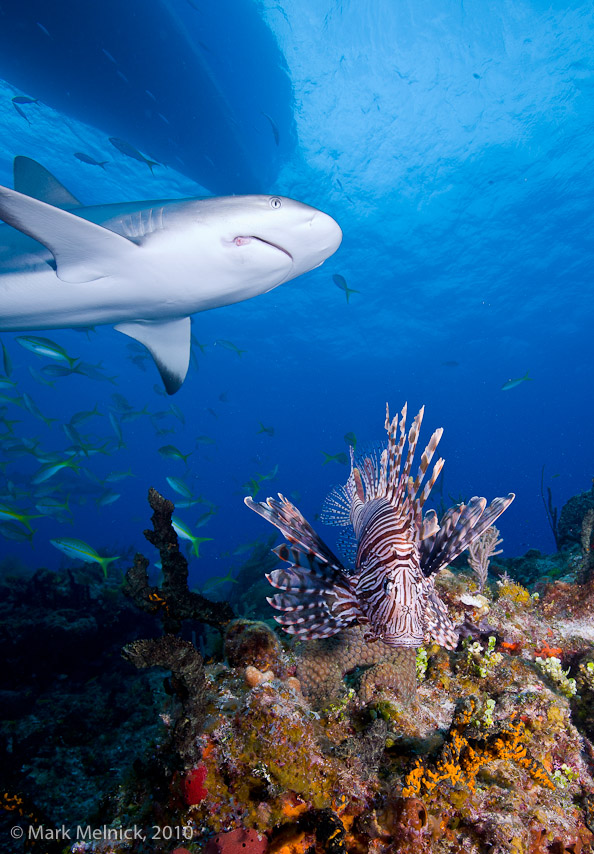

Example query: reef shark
[0,157,342,393]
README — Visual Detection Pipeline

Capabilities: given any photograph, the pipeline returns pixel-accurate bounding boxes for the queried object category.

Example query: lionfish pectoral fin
[420,493,515,577]
[419,508,439,540]
[424,586,459,650]
[245,494,360,641]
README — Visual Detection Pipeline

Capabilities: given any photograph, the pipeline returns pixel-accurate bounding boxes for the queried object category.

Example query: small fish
[166,476,194,500]
[0,503,42,532]
[32,456,79,484]
[332,274,359,303]
[1,339,12,376]
[12,96,39,105]
[23,392,55,426]
[105,469,135,482]
[74,361,118,383]
[35,496,71,519]
[70,404,102,425]
[215,339,246,357]
[201,567,238,592]
[36,22,52,38]
[40,364,79,378]
[16,335,77,367]
[195,508,217,527]
[119,405,149,422]
[12,103,30,124]
[219,392,228,402]
[109,412,124,448]
[145,89,157,101]
[207,408,218,419]
[102,48,117,64]
[109,137,159,174]
[116,69,129,84]
[75,152,108,169]
[257,423,275,437]
[158,444,193,465]
[262,112,280,146]
[28,365,55,387]
[110,393,133,412]
[169,403,185,424]
[246,402,514,655]
[0,521,33,543]
[441,360,460,367]
[195,435,215,445]
[171,517,212,557]
[322,451,349,465]
[242,477,262,498]
[50,537,120,578]
[501,372,532,391]
[96,491,121,506]
[191,336,208,354]
[0,376,16,389]
[344,431,357,451]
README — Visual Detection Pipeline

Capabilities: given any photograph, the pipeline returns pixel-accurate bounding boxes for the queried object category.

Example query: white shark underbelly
[0,157,342,392]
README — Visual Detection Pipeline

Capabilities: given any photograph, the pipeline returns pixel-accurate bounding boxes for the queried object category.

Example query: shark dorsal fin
[13,156,82,209]
[114,317,191,395]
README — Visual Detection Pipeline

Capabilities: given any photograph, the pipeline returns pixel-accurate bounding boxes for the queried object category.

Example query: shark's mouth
[234,235,293,262]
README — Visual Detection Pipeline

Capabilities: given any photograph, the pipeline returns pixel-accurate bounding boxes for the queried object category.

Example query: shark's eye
[269,197,282,209]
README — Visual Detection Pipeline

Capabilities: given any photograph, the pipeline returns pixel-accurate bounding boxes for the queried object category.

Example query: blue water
[1,0,593,586]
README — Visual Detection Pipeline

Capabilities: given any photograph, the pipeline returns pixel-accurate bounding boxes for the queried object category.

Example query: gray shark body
[0,157,342,392]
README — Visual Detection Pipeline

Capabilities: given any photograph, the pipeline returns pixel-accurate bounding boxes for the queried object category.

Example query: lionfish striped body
[245,403,514,651]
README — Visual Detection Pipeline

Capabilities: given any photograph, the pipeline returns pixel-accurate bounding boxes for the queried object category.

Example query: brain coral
[295,625,417,707]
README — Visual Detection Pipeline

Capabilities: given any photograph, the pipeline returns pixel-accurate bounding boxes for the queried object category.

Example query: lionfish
[245,403,514,651]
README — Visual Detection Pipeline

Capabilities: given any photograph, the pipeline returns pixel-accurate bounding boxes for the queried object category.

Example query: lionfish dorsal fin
[387,402,408,501]
[401,406,424,486]
[411,427,443,498]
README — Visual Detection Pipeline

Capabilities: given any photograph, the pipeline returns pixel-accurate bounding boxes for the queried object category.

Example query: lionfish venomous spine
[245,403,514,650]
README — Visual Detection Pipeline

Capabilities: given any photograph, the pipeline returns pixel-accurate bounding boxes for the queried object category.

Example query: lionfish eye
[384,579,394,594]
[269,197,282,209]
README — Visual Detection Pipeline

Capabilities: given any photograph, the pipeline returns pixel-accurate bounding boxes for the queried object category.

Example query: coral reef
[123,487,235,633]
[557,485,594,551]
[9,487,594,853]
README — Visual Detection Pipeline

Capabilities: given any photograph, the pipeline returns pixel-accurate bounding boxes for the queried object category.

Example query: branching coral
[466,525,503,592]
[402,697,554,798]
[122,634,206,769]
[123,487,235,633]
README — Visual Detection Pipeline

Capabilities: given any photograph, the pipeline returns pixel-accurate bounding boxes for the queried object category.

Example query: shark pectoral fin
[0,184,138,283]
[114,317,191,395]
[13,156,82,209]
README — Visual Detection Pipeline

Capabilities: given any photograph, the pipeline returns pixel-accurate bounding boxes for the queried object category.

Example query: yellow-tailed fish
[50,537,120,578]
[0,502,43,531]
[158,445,193,465]
[166,476,194,499]
[171,516,212,557]
[16,335,77,367]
